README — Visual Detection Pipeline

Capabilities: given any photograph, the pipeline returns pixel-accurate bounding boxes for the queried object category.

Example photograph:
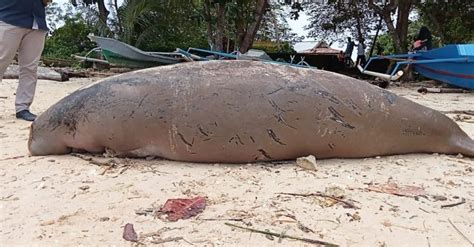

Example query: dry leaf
[123,223,138,242]
[159,196,206,221]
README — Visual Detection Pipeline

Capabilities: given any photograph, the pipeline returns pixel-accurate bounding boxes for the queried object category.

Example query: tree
[70,0,110,25]
[201,0,269,52]
[43,15,99,59]
[415,0,474,45]
[305,0,380,45]
[256,4,302,44]
[114,0,208,51]
[368,0,414,53]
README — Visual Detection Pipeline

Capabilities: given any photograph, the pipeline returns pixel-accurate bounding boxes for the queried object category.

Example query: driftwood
[3,64,68,82]
[418,87,471,94]
[56,68,123,78]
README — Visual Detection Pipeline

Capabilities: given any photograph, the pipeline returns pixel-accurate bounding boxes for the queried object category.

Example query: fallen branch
[448,219,473,246]
[0,155,26,161]
[198,218,244,222]
[225,222,339,247]
[441,110,474,116]
[150,237,183,244]
[70,153,115,167]
[277,192,359,209]
[418,87,471,94]
[441,198,466,208]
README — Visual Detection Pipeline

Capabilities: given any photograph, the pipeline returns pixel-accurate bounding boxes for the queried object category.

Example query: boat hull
[415,62,474,90]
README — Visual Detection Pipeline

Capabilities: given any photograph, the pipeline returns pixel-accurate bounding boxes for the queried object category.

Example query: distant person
[413,26,432,51]
[337,50,345,62]
[0,0,51,121]
[344,37,355,67]
[356,41,366,67]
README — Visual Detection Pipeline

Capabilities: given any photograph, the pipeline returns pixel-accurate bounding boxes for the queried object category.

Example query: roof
[298,41,342,55]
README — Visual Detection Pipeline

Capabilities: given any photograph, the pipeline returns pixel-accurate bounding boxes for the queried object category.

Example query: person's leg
[15,29,46,113]
[0,21,24,80]
[360,56,366,67]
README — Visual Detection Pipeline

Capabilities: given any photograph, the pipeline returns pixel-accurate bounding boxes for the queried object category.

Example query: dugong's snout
[28,121,71,156]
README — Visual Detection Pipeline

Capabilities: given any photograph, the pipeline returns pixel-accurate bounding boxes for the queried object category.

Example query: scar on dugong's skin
[28,60,474,163]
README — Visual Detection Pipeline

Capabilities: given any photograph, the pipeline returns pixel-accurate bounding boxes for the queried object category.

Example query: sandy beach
[0,77,473,246]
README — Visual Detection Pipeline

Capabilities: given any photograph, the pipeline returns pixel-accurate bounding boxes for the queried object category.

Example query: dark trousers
[356,55,366,67]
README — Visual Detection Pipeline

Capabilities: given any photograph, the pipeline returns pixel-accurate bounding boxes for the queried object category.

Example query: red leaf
[160,196,206,221]
[123,223,138,242]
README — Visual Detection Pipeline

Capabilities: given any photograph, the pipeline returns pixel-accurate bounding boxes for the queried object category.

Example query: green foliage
[43,16,98,59]
[416,1,474,44]
[115,0,208,51]
[375,33,395,55]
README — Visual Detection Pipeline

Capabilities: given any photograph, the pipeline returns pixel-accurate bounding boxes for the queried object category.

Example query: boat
[84,35,313,69]
[358,44,474,90]
[87,35,189,68]
[177,47,313,68]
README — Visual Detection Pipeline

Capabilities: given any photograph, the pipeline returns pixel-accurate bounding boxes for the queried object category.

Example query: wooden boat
[87,35,189,68]
[358,44,474,90]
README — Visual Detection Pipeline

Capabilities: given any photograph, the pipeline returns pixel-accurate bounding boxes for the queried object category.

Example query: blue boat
[358,44,474,90]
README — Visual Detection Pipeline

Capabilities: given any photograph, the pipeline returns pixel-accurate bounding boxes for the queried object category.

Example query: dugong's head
[28,111,73,156]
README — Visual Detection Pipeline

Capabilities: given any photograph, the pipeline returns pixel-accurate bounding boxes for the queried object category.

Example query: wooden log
[418,87,471,94]
[3,64,68,81]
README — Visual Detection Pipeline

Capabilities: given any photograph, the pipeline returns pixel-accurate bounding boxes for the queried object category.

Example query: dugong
[28,60,474,163]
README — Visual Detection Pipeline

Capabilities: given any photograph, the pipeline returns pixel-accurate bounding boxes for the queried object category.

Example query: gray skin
[28,60,474,163]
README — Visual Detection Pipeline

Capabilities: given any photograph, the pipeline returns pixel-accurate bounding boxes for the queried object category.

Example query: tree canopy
[43,0,473,59]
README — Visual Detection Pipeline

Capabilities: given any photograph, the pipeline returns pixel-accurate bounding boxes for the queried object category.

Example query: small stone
[79,185,90,191]
[325,185,345,198]
[296,155,317,171]
[99,217,110,222]
[432,195,447,201]
[394,159,405,166]
[145,156,155,161]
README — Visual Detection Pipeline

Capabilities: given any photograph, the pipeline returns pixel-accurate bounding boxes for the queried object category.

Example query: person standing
[356,41,366,67]
[344,37,355,67]
[0,0,50,121]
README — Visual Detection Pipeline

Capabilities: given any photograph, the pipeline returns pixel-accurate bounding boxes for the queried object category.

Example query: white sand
[1,78,473,246]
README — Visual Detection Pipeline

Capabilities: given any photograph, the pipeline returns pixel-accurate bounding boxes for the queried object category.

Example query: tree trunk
[354,3,364,44]
[215,2,226,51]
[203,0,214,49]
[369,17,383,57]
[368,0,403,53]
[382,12,403,53]
[235,1,245,50]
[395,0,412,53]
[239,0,268,53]
[96,0,110,25]
[113,0,122,35]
